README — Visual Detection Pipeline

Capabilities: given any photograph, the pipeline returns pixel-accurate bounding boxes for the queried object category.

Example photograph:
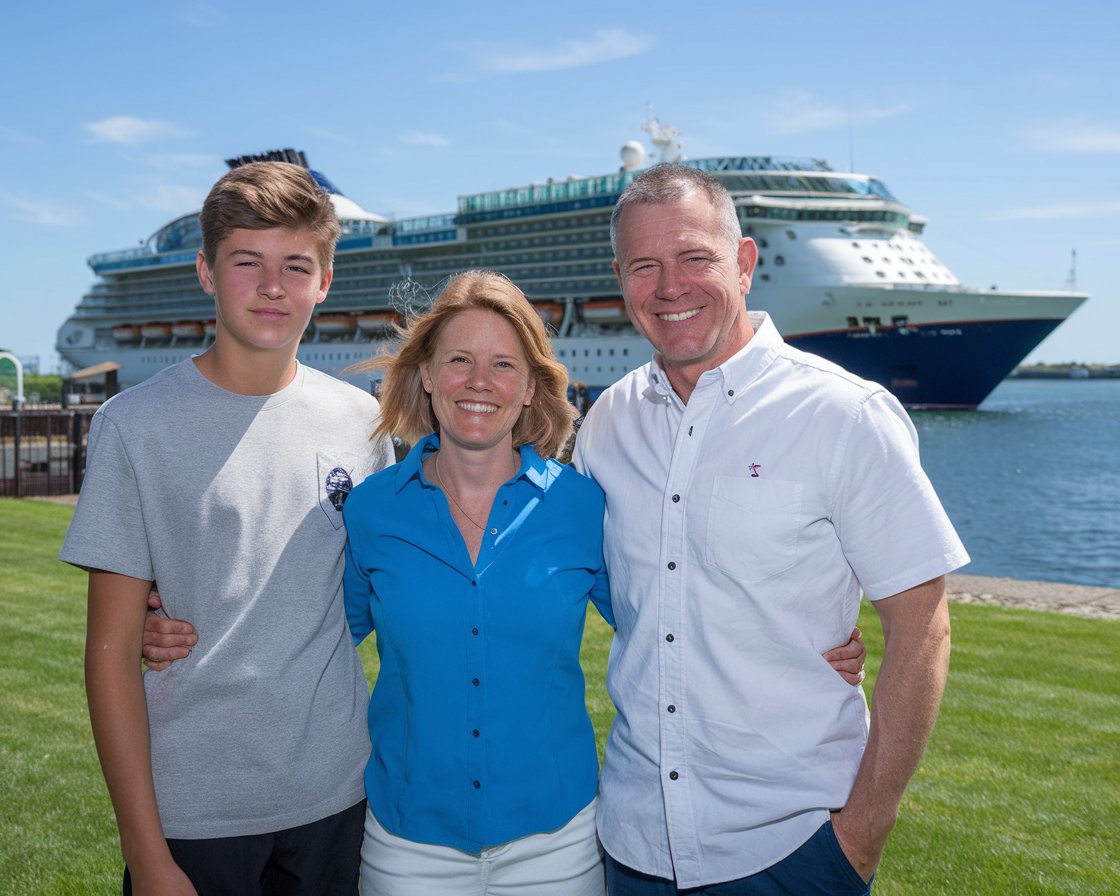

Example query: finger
[144,645,193,663]
[143,660,172,672]
[145,618,198,636]
[147,589,164,612]
[144,632,199,649]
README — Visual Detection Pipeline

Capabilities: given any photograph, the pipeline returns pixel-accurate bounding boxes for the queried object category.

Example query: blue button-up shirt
[343,434,614,853]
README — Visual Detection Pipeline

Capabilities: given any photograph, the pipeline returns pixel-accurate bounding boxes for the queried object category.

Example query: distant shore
[1010,363,1120,379]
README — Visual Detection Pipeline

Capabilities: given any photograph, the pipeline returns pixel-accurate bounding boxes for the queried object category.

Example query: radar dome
[620,141,645,170]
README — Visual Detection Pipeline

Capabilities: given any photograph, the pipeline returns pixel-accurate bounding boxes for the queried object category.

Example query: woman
[342,270,612,894]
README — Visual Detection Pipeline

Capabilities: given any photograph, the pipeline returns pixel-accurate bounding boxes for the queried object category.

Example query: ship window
[756,256,764,267]
[758,238,769,248]
[774,256,785,266]
[851,241,861,248]
[847,317,859,327]
[862,256,873,264]
[760,273,770,282]
[785,229,797,240]
[876,271,886,278]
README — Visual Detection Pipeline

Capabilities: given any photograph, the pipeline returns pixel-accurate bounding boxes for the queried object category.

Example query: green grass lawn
[1,497,1117,894]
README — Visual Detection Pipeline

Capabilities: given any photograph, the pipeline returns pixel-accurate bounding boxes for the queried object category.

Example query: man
[62,162,394,893]
[572,164,968,895]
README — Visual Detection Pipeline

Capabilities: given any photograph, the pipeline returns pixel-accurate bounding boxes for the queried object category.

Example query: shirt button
[472,627,479,636]
[671,494,680,503]
[665,633,675,642]
[669,770,679,781]
[472,729,480,737]
[727,389,734,397]
[473,780,481,789]
[490,528,497,535]
[667,704,676,713]
[667,561,677,570]
[472,678,480,687]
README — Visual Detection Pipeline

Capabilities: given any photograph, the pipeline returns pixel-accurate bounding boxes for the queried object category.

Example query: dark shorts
[124,799,365,895]
[605,820,873,895]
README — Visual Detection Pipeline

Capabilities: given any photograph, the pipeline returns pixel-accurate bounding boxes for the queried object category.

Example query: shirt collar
[643,311,782,407]
[391,432,559,494]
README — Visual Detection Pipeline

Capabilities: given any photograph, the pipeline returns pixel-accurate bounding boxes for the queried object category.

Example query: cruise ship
[56,120,1088,408]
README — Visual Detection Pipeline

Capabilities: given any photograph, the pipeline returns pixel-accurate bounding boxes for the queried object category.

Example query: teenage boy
[61,161,394,894]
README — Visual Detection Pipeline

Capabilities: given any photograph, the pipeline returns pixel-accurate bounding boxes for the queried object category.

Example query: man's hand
[824,627,866,685]
[142,589,198,671]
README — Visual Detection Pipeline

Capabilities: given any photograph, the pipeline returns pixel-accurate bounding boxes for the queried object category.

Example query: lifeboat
[112,324,141,344]
[534,303,565,327]
[315,314,358,336]
[357,310,402,333]
[140,322,172,340]
[172,321,205,339]
[581,299,629,324]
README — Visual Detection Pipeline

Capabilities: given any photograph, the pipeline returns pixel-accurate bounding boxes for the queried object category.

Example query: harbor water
[912,378,1120,588]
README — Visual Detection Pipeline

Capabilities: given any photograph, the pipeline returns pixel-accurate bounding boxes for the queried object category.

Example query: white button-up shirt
[574,312,968,887]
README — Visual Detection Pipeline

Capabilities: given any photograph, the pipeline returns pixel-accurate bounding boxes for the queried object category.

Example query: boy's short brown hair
[199,162,340,271]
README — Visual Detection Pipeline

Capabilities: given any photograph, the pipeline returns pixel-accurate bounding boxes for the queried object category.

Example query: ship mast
[1064,249,1077,290]
[642,108,684,163]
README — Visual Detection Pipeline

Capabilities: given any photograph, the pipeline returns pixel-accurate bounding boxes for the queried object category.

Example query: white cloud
[474,28,654,74]
[137,184,207,215]
[1026,124,1120,153]
[990,200,1120,222]
[305,127,349,145]
[764,90,909,135]
[401,131,450,147]
[181,4,225,28]
[83,116,191,145]
[2,195,83,227]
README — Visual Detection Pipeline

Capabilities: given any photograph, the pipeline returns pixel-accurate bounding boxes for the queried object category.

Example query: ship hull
[58,307,1074,409]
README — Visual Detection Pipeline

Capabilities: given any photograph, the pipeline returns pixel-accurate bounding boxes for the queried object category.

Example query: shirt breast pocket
[705,475,802,583]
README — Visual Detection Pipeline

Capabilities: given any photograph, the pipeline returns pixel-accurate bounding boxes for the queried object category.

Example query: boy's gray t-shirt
[61,359,393,838]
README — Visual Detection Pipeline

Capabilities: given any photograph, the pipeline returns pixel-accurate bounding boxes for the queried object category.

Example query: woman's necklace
[434,451,487,530]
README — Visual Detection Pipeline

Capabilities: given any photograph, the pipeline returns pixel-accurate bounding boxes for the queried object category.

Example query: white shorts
[359,798,605,896]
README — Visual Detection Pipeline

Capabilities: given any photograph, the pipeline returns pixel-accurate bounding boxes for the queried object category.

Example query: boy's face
[196,227,332,356]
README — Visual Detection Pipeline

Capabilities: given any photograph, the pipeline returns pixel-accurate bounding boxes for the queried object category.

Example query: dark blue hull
[788,318,1068,409]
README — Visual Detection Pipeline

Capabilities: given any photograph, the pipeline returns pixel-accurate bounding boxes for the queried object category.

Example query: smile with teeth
[657,309,701,322]
[457,401,498,413]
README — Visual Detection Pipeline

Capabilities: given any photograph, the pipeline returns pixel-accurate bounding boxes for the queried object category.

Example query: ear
[420,362,433,394]
[196,251,216,296]
[523,376,536,407]
[737,238,759,295]
[612,258,623,290]
[316,267,334,306]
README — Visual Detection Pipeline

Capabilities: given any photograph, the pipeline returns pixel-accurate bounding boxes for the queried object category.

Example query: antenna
[1064,249,1077,290]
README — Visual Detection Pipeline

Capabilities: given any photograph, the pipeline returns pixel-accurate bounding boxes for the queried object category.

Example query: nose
[655,263,684,300]
[258,273,285,300]
[466,363,492,391]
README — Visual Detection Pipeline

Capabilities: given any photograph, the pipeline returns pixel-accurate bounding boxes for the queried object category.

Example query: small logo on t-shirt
[748,463,762,478]
[325,466,353,511]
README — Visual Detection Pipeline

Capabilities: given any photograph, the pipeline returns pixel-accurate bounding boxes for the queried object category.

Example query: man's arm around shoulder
[831,575,951,882]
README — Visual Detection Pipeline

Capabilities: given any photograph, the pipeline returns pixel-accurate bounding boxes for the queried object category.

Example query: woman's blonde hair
[357,271,575,458]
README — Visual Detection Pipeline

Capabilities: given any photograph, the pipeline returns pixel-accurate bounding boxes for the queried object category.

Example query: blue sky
[3,0,1117,373]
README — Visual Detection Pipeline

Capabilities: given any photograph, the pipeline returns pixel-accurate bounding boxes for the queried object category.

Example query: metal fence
[0,407,95,498]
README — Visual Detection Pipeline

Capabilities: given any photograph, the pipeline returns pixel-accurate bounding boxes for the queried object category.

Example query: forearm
[86,572,177,878]
[835,578,951,869]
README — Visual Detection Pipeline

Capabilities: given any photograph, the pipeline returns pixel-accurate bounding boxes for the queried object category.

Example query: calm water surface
[911,379,1120,588]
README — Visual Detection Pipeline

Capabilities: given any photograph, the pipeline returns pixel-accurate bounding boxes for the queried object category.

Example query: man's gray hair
[610,164,742,258]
